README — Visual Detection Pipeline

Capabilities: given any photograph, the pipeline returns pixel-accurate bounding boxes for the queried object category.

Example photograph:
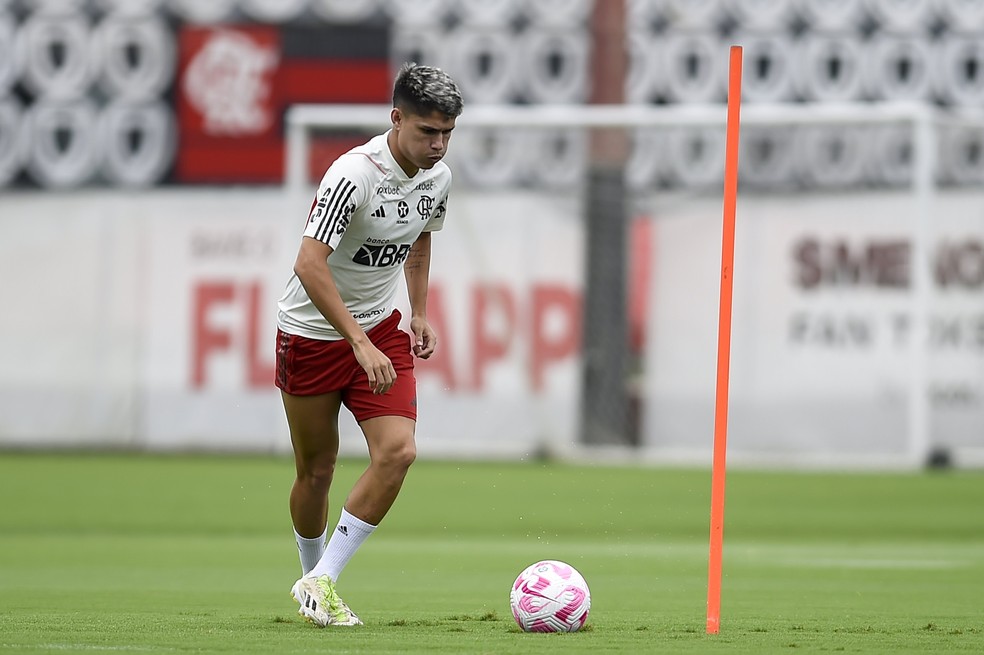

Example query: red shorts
[275,310,417,422]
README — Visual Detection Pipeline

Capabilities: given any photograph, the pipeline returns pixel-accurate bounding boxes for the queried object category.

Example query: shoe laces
[315,576,352,619]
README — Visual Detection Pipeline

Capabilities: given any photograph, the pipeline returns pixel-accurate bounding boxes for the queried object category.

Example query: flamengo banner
[146,188,587,457]
[175,24,390,183]
[0,189,585,456]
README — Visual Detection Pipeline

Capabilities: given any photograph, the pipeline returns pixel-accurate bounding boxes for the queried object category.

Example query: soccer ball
[509,560,591,633]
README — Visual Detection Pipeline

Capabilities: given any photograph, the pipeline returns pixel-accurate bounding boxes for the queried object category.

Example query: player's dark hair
[393,62,463,118]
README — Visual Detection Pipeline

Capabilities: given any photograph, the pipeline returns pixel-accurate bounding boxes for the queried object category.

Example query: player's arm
[293,236,396,394]
[403,231,437,359]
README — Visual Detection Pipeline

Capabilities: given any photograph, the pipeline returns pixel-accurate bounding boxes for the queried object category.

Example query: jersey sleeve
[302,155,370,249]
[422,193,449,233]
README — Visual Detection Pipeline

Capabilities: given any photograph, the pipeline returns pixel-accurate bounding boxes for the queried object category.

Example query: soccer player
[275,62,463,627]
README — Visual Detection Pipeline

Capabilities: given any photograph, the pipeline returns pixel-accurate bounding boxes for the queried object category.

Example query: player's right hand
[352,341,396,395]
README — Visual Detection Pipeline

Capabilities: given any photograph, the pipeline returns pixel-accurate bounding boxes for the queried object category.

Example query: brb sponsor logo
[354,242,411,267]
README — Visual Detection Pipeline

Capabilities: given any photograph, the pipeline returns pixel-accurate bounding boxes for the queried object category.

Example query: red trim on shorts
[275,311,417,422]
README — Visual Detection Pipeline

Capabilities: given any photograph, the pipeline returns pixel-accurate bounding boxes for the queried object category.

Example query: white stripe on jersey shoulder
[341,151,386,175]
[340,133,391,176]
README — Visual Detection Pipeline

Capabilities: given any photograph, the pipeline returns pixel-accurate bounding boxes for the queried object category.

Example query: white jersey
[278,131,450,340]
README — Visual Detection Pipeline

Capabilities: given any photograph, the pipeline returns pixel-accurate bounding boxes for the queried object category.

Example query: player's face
[391,107,456,175]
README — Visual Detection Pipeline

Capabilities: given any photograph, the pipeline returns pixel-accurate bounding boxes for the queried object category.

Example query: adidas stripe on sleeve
[303,164,368,249]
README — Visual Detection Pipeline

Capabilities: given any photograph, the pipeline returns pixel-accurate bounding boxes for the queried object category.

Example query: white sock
[310,508,376,581]
[294,527,327,576]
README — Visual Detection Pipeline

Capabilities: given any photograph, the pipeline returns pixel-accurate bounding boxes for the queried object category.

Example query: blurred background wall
[0,0,982,467]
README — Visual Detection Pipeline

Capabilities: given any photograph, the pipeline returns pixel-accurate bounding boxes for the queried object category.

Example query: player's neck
[387,130,418,178]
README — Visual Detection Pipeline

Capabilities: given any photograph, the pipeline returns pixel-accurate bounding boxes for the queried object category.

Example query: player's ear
[391,107,403,131]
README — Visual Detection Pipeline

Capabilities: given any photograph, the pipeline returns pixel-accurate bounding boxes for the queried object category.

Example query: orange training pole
[706,44,743,636]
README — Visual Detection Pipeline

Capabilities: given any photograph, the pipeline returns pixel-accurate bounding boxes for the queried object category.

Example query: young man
[275,63,463,627]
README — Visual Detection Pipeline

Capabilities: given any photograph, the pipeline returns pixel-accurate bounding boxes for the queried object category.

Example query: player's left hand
[409,316,437,359]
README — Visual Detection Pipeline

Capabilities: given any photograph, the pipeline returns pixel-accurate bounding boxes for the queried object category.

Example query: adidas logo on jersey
[370,207,386,218]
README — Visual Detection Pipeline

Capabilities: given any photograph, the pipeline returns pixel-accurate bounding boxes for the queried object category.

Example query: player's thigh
[360,415,417,467]
[281,390,343,462]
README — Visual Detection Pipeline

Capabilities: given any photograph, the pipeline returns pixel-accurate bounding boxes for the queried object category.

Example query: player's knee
[397,440,417,471]
[377,438,416,472]
[298,456,336,490]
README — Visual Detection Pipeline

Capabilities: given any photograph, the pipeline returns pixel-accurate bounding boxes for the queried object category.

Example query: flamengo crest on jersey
[277,131,451,341]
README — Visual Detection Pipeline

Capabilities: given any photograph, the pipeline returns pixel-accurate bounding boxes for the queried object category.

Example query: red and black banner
[176,23,389,184]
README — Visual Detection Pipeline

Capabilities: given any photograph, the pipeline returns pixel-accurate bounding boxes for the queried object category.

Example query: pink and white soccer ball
[509,560,591,633]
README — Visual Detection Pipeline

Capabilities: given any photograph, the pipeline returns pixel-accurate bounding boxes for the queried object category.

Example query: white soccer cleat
[290,574,363,627]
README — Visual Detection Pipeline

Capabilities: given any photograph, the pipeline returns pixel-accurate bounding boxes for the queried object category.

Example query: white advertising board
[643,190,984,466]
[2,187,983,466]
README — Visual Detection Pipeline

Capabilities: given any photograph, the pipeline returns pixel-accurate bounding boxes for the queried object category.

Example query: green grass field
[1,452,982,654]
